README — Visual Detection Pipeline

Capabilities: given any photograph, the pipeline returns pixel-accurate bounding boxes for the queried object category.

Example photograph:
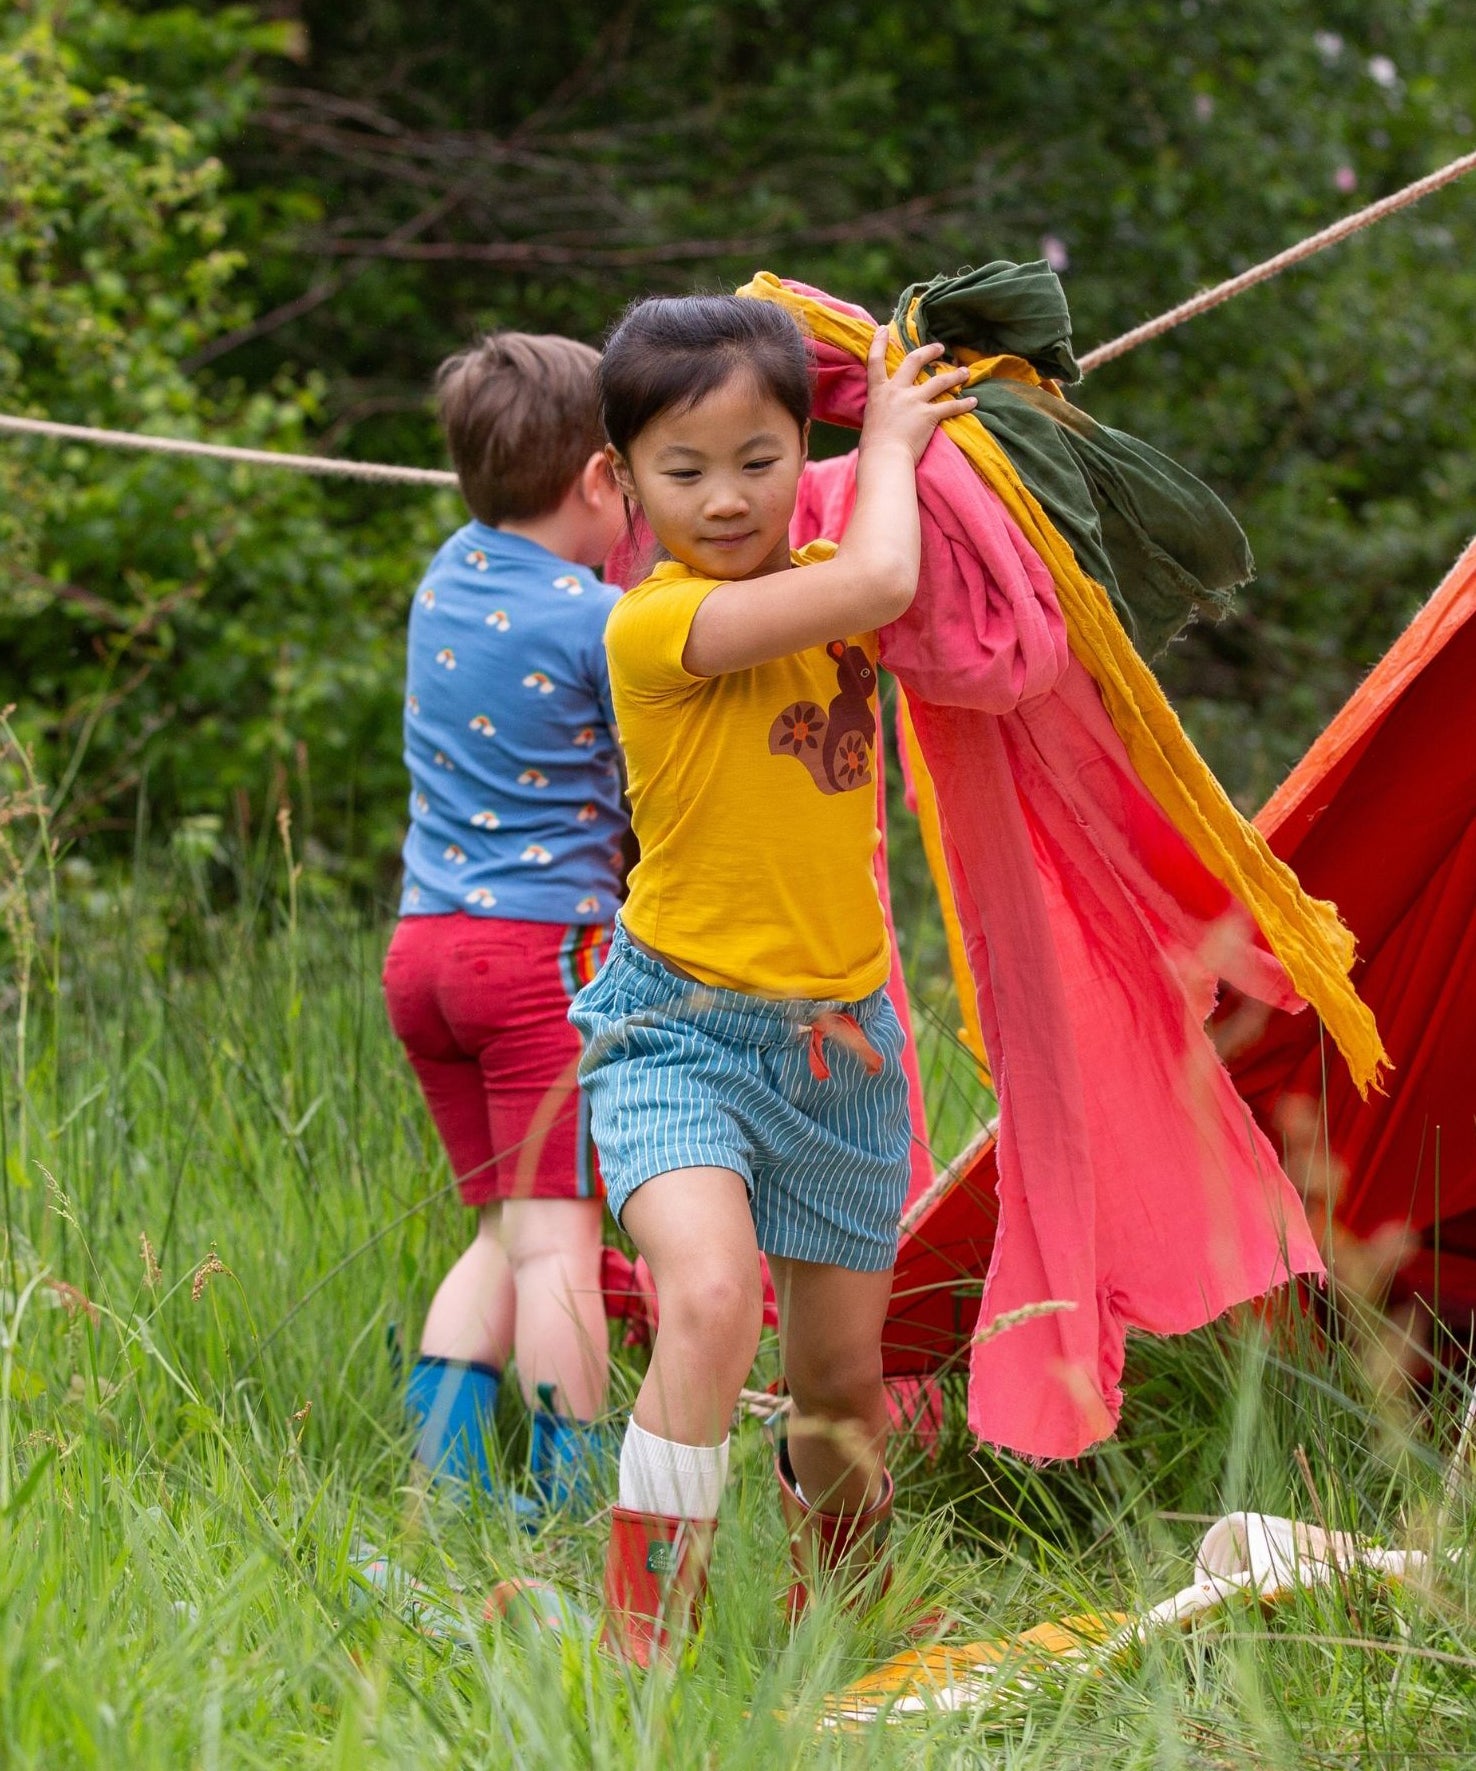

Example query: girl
[570,294,974,1663]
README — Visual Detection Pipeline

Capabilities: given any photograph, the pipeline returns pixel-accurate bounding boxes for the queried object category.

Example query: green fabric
[896,265,1252,658]
[899,260,1082,385]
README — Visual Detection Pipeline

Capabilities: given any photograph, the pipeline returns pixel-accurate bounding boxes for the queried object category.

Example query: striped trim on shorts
[557,923,608,1198]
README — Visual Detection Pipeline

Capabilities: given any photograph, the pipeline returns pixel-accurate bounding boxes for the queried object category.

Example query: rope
[1079,145,1476,373]
[0,414,457,487]
[2,147,1473,476]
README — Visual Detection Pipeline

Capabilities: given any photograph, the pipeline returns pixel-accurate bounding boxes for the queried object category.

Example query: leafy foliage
[210,0,1476,806]
[0,9,450,878]
[1,0,1475,869]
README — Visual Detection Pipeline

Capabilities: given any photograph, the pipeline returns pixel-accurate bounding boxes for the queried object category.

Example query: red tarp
[881,534,1476,1374]
[1229,535,1476,1313]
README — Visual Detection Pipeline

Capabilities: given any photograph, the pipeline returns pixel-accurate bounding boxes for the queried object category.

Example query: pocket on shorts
[859,996,912,1142]
[569,960,694,1087]
[873,995,908,1071]
[567,953,624,1051]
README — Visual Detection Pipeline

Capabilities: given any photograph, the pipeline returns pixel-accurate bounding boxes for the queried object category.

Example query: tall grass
[1,814,1474,1765]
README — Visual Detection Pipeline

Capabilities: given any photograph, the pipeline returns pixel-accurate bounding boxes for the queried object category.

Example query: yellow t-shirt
[605,541,890,999]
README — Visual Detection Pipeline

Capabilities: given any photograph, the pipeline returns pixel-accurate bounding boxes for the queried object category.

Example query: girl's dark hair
[599,294,812,455]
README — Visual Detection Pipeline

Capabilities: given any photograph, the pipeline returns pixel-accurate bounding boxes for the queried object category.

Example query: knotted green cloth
[898,261,1252,658]
[898,259,1083,383]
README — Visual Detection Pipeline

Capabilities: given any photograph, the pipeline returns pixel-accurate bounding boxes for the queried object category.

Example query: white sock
[618,1421,729,1519]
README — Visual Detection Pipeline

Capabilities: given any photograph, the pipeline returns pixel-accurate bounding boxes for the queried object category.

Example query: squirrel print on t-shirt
[768,641,877,795]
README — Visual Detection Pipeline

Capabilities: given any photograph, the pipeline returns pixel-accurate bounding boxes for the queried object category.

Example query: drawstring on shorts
[804,1011,884,1082]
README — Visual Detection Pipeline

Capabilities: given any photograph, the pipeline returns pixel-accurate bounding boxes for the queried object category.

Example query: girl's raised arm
[682,331,974,677]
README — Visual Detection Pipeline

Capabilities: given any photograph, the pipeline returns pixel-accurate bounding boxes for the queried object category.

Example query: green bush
[0,10,452,887]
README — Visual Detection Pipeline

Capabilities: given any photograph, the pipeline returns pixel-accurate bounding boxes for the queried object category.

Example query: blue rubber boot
[529,1389,614,1516]
[405,1355,539,1523]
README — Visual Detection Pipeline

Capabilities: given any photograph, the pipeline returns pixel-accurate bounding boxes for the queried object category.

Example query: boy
[382,332,627,1510]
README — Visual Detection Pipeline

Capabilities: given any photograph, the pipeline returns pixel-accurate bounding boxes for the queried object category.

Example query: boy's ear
[604,442,638,500]
[581,449,617,502]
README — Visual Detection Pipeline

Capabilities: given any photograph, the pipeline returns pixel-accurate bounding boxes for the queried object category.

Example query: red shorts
[382,914,609,1206]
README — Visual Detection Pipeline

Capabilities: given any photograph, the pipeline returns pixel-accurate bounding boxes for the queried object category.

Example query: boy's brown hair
[435,332,603,525]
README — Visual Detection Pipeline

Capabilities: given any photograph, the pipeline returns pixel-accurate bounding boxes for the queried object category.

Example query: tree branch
[298,190,969,270]
[183,187,475,372]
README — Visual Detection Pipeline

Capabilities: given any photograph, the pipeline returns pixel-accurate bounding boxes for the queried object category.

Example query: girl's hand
[860,327,976,464]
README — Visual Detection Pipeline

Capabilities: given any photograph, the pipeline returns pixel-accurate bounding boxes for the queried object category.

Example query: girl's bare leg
[768,1255,893,1513]
[621,1166,765,1446]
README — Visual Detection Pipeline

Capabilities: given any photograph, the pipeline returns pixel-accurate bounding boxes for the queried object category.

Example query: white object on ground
[1127,1510,1427,1636]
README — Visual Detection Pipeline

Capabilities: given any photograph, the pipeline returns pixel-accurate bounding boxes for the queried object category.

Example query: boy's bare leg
[621,1167,765,1446]
[419,1203,516,1368]
[501,1196,609,1420]
[768,1255,893,1514]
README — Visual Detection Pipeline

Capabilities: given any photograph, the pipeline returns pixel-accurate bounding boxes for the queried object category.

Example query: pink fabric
[789,282,1321,1459]
[790,451,857,552]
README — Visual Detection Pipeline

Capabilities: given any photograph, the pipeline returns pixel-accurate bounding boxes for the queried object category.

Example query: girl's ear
[798,418,811,465]
[605,442,638,501]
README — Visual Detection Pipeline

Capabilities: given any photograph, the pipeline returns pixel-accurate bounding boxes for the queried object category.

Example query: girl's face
[608,371,808,582]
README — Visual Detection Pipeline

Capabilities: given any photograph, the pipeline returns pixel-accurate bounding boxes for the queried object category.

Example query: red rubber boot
[601,1505,717,1668]
[774,1440,893,1621]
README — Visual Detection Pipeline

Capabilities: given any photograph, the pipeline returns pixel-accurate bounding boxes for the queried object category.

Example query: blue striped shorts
[568,922,911,1272]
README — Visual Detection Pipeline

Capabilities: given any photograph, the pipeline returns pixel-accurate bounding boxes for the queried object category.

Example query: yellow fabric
[605,541,891,999]
[896,690,992,1086]
[739,272,1387,1093]
[831,1610,1126,1703]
